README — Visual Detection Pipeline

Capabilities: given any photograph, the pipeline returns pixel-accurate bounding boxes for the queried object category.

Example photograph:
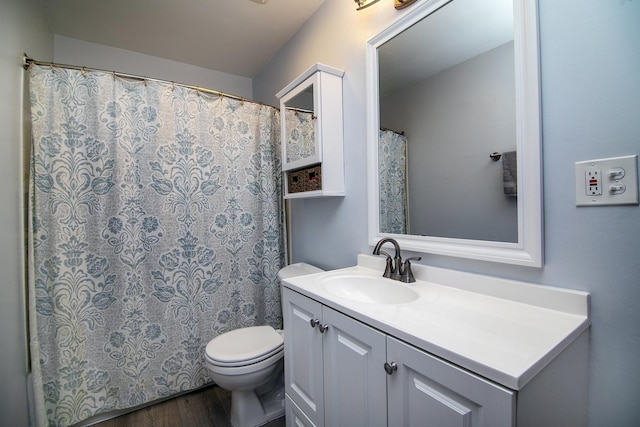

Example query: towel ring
[489,152,502,161]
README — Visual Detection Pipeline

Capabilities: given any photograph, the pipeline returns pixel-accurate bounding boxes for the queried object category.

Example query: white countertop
[281,254,590,390]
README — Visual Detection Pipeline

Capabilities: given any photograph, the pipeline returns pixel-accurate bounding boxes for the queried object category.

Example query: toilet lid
[206,325,284,365]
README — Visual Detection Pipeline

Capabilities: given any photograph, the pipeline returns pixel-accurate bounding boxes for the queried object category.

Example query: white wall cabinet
[276,63,345,199]
[282,288,514,427]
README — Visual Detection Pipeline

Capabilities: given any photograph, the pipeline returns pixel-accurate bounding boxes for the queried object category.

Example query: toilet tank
[278,263,324,281]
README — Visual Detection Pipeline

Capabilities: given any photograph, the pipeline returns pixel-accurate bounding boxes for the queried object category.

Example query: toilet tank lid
[278,262,324,280]
[206,325,283,363]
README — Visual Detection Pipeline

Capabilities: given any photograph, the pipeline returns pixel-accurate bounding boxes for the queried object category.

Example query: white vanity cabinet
[276,63,344,199]
[282,288,514,427]
[281,256,590,427]
[282,288,387,427]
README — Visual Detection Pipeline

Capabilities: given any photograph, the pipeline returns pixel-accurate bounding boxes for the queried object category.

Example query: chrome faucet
[372,238,421,283]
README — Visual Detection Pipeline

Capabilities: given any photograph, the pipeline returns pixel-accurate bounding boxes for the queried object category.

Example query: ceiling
[41,0,326,78]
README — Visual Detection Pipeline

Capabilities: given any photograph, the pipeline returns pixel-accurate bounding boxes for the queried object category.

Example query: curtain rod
[22,54,278,110]
[284,106,314,115]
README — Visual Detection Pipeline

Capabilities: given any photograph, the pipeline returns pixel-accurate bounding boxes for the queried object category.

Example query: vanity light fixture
[355,0,382,10]
[355,0,418,10]
[394,0,418,9]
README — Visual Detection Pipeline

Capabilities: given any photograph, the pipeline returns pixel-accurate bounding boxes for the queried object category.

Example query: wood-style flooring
[92,385,286,427]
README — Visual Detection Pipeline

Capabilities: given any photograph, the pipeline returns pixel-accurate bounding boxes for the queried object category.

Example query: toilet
[204,262,324,427]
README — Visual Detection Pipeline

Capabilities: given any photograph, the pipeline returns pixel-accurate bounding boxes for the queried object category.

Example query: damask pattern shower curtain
[28,65,284,426]
[379,129,408,234]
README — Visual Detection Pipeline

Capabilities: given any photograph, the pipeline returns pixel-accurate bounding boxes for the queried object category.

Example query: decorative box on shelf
[276,63,345,199]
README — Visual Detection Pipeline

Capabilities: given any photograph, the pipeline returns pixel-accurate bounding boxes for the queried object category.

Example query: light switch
[575,155,639,206]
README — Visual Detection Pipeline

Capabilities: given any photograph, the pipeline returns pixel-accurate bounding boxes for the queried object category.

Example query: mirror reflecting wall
[379,0,516,242]
[366,0,543,266]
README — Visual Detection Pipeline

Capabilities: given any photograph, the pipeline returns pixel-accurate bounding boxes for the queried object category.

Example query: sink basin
[320,274,419,304]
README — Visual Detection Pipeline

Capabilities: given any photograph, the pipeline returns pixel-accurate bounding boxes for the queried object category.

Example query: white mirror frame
[366,0,543,267]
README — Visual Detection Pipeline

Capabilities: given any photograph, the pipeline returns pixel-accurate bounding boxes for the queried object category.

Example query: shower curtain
[379,129,408,234]
[27,65,284,426]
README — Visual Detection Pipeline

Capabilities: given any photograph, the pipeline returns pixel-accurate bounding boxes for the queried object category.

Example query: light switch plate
[575,155,639,206]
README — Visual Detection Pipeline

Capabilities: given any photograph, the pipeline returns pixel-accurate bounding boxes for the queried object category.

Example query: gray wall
[381,42,517,241]
[54,36,253,99]
[0,0,53,424]
[253,0,640,425]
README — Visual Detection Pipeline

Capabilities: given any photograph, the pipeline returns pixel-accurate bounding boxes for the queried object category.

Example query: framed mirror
[366,0,542,267]
[280,77,319,171]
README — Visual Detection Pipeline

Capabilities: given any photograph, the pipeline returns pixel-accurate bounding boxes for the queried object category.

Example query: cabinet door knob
[384,361,398,375]
[310,318,320,328]
[318,324,329,333]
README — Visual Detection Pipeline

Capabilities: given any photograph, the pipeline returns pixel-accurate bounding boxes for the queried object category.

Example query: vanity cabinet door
[283,289,388,427]
[322,306,387,427]
[386,337,515,427]
[285,395,316,427]
[282,289,325,427]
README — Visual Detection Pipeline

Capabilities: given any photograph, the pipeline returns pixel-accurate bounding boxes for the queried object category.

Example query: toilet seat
[205,325,284,367]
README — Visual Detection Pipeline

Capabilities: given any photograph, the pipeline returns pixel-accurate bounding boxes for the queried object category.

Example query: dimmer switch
[575,155,639,206]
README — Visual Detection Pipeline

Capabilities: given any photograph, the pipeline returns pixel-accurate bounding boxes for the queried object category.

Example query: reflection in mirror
[283,85,316,165]
[366,0,543,266]
[379,129,409,234]
[379,0,516,242]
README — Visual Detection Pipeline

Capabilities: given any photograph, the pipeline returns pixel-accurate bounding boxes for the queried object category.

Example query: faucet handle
[400,256,422,283]
[378,250,395,279]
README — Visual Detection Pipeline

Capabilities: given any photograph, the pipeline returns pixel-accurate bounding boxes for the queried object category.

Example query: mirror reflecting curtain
[379,129,408,234]
[283,85,316,165]
[284,108,316,164]
[377,0,517,242]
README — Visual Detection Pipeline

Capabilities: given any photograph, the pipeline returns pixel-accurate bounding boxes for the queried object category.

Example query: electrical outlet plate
[575,155,639,206]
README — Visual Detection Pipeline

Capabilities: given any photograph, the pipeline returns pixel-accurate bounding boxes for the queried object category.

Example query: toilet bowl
[204,262,324,427]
